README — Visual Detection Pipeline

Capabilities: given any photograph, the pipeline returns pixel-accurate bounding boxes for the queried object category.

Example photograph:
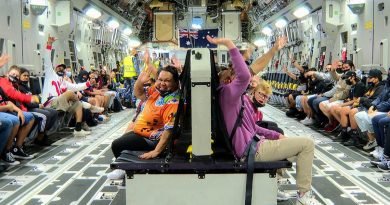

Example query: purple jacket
[217,48,280,158]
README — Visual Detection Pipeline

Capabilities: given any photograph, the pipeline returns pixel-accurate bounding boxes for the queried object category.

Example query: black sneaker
[343,138,359,147]
[11,147,34,160]
[377,161,390,172]
[1,152,20,165]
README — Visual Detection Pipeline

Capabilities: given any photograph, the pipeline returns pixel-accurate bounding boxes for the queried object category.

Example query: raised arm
[0,54,10,68]
[250,36,287,74]
[282,65,297,80]
[134,70,152,101]
[207,35,250,99]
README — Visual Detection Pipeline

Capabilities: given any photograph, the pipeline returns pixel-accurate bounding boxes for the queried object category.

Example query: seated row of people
[0,36,125,166]
[282,56,390,172]
[108,36,321,205]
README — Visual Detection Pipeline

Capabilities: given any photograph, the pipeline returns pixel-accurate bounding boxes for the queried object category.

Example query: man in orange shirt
[108,65,180,179]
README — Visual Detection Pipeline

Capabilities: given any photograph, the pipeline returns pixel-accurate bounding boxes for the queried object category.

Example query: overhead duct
[149,0,163,8]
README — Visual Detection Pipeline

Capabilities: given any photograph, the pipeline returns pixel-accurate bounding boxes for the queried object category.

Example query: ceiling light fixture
[261,26,273,36]
[293,6,310,18]
[108,19,120,29]
[86,7,102,19]
[275,18,288,28]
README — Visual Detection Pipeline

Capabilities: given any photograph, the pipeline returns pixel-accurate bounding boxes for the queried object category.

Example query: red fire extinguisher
[274,59,279,70]
[319,52,325,67]
[341,47,347,62]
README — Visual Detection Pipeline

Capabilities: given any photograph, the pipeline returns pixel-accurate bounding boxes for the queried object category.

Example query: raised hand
[0,54,10,68]
[206,35,235,49]
[282,65,288,73]
[138,70,151,84]
[274,36,287,51]
[47,35,56,45]
[144,49,150,64]
[331,60,339,71]
[289,52,295,62]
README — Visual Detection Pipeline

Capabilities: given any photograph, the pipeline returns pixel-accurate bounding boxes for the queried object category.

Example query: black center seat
[110,49,291,177]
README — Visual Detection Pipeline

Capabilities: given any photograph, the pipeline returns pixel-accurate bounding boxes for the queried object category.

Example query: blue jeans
[372,114,390,157]
[124,77,136,104]
[308,96,329,122]
[0,112,18,153]
[9,111,35,126]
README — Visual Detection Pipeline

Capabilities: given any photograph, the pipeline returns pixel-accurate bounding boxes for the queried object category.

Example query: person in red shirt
[0,66,37,162]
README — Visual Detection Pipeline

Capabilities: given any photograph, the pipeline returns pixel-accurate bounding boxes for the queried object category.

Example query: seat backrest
[210,52,236,160]
[167,49,237,161]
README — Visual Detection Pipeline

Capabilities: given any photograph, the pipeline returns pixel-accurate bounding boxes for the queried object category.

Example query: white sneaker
[300,117,310,123]
[363,140,377,151]
[301,117,314,125]
[82,122,91,131]
[277,189,292,201]
[82,101,92,109]
[370,147,379,157]
[107,169,125,180]
[74,129,91,137]
[90,106,104,114]
[296,191,322,205]
[373,147,384,160]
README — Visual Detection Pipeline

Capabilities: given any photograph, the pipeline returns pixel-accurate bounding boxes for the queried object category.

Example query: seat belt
[229,94,245,140]
[244,135,260,205]
[228,94,259,205]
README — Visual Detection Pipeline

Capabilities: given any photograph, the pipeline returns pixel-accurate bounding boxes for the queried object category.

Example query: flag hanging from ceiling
[179,28,218,48]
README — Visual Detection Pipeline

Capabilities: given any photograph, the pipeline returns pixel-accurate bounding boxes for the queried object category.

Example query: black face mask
[252,96,265,108]
[8,75,18,83]
[19,80,29,86]
[336,68,344,74]
[57,71,64,77]
[367,82,375,87]
[346,79,353,85]
[157,88,173,97]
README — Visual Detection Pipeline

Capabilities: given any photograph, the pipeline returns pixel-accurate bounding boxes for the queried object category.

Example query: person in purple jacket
[207,35,317,205]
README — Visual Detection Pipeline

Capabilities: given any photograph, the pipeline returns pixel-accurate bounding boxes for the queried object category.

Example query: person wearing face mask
[107,65,180,180]
[17,68,58,146]
[334,69,384,146]
[326,71,366,144]
[248,80,284,135]
[207,36,319,205]
[41,36,91,137]
[353,69,390,152]
[317,60,354,132]
[0,66,38,163]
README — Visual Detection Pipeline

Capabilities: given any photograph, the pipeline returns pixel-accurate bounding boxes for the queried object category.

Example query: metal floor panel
[0,106,389,205]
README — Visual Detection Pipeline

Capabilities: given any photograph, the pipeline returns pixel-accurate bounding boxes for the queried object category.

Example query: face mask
[367,82,375,87]
[345,79,353,85]
[8,75,18,83]
[19,80,29,85]
[157,87,173,97]
[57,71,64,77]
[336,68,344,74]
[252,96,265,108]
[66,71,72,77]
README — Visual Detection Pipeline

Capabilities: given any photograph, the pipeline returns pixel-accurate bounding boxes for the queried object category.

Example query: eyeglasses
[257,92,270,100]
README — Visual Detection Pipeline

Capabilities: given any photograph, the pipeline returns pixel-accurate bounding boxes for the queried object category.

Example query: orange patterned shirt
[133,86,180,140]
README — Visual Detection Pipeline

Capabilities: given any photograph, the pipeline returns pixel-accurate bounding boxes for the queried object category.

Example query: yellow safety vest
[123,55,137,78]
[153,60,160,69]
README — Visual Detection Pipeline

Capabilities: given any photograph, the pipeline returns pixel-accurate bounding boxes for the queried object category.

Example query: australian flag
[179,28,218,48]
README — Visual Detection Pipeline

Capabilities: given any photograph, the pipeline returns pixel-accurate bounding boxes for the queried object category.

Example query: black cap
[368,69,382,79]
[341,71,356,79]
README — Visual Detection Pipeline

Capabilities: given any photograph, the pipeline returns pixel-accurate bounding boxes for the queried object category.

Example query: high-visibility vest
[152,60,161,70]
[123,55,137,78]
